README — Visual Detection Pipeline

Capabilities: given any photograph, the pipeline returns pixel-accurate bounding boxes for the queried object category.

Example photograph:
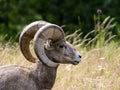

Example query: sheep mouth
[72,61,80,65]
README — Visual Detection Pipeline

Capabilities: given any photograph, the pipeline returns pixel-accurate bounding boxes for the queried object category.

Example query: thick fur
[0,40,81,90]
[0,61,57,90]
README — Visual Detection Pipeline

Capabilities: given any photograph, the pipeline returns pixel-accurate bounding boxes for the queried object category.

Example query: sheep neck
[31,60,58,89]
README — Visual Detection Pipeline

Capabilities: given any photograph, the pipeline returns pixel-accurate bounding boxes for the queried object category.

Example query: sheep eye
[59,45,64,48]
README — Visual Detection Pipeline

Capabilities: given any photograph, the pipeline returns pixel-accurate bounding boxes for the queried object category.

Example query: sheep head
[44,40,81,65]
[19,21,81,68]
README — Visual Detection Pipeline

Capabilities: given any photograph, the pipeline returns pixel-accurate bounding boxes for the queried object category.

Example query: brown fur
[0,41,81,90]
[0,61,57,90]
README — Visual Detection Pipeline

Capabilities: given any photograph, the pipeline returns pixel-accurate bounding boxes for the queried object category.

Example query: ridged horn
[34,24,65,67]
[19,21,50,63]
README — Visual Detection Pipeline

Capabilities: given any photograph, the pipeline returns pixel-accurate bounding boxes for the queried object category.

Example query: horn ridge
[19,21,50,63]
[34,24,65,67]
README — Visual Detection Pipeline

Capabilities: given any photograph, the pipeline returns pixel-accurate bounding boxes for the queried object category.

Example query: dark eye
[59,45,64,48]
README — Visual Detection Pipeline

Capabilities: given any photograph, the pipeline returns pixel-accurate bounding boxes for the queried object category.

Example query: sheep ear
[44,40,54,50]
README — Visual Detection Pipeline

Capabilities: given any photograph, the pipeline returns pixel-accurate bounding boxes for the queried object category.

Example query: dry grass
[0,43,32,66]
[53,44,120,90]
[0,41,120,90]
[0,16,119,90]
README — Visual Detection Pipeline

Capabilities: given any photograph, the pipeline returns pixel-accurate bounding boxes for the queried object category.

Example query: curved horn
[19,21,50,63]
[34,24,65,67]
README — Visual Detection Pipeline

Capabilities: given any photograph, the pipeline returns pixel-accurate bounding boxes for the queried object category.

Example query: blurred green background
[0,0,120,42]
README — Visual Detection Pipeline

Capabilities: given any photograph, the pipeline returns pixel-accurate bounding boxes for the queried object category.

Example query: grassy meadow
[0,17,120,90]
[0,40,120,90]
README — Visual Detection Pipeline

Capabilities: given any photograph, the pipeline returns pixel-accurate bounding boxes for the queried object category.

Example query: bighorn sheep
[0,21,81,90]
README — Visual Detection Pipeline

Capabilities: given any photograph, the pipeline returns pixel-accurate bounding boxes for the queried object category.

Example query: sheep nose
[79,55,82,58]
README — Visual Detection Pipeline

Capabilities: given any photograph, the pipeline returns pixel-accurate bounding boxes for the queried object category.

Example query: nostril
[79,55,82,58]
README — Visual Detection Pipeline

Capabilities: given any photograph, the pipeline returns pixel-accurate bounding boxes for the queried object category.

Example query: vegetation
[0,0,120,42]
[0,16,120,89]
[0,1,120,90]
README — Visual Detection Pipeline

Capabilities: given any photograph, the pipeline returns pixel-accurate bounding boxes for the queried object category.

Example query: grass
[53,42,120,90]
[0,40,120,90]
[0,16,120,90]
[0,43,32,66]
